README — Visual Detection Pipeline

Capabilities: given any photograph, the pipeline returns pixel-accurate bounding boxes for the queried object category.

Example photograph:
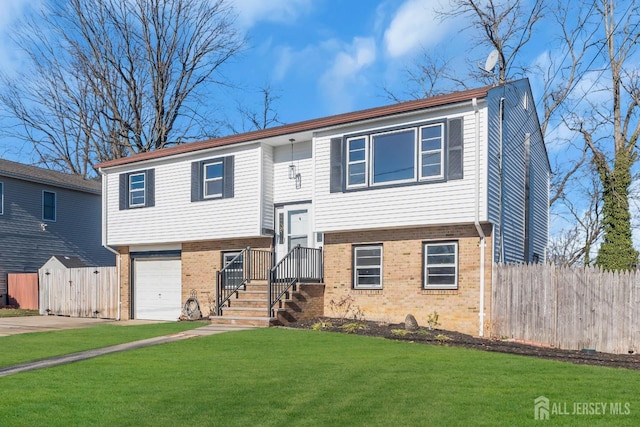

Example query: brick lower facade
[116,237,272,320]
[323,224,493,336]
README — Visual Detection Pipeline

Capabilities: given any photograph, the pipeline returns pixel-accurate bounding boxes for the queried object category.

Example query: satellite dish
[483,49,499,72]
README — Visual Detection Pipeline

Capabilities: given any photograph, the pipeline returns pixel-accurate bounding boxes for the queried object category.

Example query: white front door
[275,204,312,262]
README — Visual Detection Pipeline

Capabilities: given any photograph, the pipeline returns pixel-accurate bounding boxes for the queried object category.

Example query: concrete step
[222,306,270,317]
[209,315,276,327]
[226,299,268,309]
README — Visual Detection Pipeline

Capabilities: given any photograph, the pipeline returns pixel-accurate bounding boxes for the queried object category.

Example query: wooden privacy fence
[7,273,39,310]
[492,263,640,354]
[39,267,118,319]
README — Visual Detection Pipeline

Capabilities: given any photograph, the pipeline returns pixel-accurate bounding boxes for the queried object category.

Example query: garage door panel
[134,258,181,321]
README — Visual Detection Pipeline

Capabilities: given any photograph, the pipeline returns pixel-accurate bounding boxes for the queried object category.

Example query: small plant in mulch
[391,329,410,337]
[311,321,333,331]
[340,322,367,334]
[427,311,441,330]
[434,334,452,344]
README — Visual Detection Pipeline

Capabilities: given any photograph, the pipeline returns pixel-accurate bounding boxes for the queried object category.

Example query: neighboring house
[0,159,115,305]
[97,78,549,335]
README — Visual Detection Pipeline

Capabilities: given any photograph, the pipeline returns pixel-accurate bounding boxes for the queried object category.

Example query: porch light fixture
[295,172,302,189]
[288,138,296,179]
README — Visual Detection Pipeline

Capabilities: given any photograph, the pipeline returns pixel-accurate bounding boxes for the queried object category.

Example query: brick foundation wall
[181,238,272,317]
[323,224,493,336]
[118,246,130,320]
[277,283,325,325]
[117,238,272,319]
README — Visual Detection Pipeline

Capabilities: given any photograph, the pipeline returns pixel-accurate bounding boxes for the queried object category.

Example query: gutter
[98,167,121,321]
[472,98,486,337]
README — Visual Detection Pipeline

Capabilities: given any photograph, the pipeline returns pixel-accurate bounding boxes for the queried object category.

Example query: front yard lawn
[0,328,639,426]
[0,321,206,368]
[0,308,39,317]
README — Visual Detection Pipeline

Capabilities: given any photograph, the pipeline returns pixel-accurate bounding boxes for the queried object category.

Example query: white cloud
[231,0,313,29]
[383,0,451,58]
[320,37,377,112]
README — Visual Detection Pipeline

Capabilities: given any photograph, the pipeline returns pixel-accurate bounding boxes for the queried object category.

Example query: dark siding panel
[329,137,343,193]
[191,161,201,202]
[223,156,234,199]
[119,174,127,210]
[447,118,463,180]
[0,176,115,304]
[145,169,155,208]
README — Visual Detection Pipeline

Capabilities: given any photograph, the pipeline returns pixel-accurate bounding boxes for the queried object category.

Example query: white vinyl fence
[492,263,640,354]
[39,267,118,319]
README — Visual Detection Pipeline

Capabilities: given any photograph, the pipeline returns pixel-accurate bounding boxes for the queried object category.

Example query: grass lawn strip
[0,308,39,317]
[0,328,638,426]
[0,321,206,368]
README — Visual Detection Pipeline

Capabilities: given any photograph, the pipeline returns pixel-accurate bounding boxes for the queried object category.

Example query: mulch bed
[288,318,640,370]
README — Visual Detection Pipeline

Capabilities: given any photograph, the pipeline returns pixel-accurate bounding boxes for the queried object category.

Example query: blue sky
[0,0,478,163]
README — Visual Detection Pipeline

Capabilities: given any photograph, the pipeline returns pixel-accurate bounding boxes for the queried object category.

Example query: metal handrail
[216,247,273,315]
[268,245,323,316]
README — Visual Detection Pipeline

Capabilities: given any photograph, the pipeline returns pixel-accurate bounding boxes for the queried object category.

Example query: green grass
[0,308,39,317]
[1,328,639,426]
[0,321,206,368]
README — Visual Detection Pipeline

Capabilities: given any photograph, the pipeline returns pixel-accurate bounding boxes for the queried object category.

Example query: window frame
[202,159,224,199]
[42,190,57,222]
[346,136,369,189]
[418,123,445,181]
[128,172,146,208]
[0,181,3,215]
[352,244,383,290]
[423,241,458,290]
[370,128,417,187]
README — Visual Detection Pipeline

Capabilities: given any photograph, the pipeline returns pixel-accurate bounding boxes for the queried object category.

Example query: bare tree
[0,0,244,177]
[563,0,640,270]
[225,84,284,134]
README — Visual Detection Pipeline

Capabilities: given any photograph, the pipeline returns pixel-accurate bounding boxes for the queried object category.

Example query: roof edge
[97,85,491,170]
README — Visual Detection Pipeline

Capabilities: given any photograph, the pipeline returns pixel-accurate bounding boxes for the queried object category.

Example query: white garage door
[134,258,182,321]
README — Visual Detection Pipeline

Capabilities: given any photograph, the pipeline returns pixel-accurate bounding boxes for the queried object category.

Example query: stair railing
[268,245,323,316]
[216,247,273,315]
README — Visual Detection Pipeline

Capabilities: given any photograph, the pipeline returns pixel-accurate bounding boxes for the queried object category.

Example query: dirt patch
[288,318,640,371]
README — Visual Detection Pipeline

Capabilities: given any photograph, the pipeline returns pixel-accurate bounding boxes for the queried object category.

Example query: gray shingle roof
[0,159,101,194]
[51,255,90,269]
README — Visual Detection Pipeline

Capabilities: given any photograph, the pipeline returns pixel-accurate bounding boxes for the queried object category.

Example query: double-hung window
[203,160,224,199]
[191,156,234,202]
[353,245,383,289]
[119,169,155,210]
[42,190,56,221]
[419,124,444,180]
[423,242,458,290]
[128,173,146,207]
[347,137,367,187]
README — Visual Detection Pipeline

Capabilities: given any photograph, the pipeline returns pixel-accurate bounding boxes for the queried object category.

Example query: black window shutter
[145,169,155,207]
[329,137,343,193]
[119,173,127,210]
[447,118,463,180]
[191,161,202,202]
[223,156,234,199]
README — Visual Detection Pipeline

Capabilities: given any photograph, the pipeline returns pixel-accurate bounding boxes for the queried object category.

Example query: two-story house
[0,159,115,305]
[97,78,549,336]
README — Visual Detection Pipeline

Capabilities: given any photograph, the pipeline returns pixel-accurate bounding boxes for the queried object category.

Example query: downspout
[98,167,121,321]
[472,98,486,337]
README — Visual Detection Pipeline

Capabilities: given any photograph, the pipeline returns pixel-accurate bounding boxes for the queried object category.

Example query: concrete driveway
[0,316,158,336]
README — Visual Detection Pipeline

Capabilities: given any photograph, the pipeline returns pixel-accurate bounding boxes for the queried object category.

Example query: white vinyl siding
[314,108,487,232]
[273,141,313,204]
[105,145,262,245]
[261,144,274,232]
